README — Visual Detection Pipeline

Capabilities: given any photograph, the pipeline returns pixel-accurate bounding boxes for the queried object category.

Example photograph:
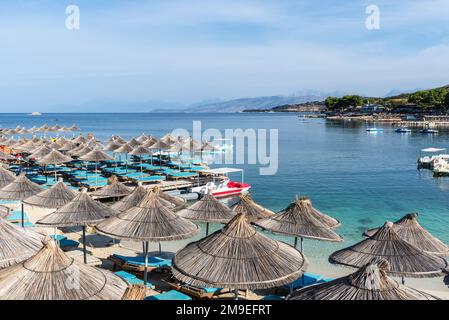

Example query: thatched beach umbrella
[23,179,78,209]
[0,218,43,270]
[298,197,340,228]
[0,173,42,227]
[0,238,127,300]
[172,213,308,297]
[114,143,133,170]
[37,189,118,263]
[232,194,275,223]
[254,197,343,251]
[364,213,449,257]
[127,138,140,148]
[136,133,149,143]
[287,258,438,300]
[91,175,132,199]
[69,124,81,132]
[129,145,152,177]
[177,191,236,235]
[96,190,199,284]
[36,149,73,180]
[148,140,171,167]
[0,166,16,189]
[79,149,112,184]
[330,221,448,280]
[110,183,147,213]
[29,145,52,159]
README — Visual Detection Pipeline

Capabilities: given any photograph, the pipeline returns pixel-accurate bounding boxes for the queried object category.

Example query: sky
[0,0,449,112]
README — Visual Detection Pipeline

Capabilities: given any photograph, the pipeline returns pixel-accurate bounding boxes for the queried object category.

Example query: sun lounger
[113,270,155,289]
[131,175,166,184]
[144,290,192,301]
[0,200,18,205]
[6,210,29,223]
[284,273,329,290]
[162,276,221,299]
[109,254,172,273]
[262,295,284,300]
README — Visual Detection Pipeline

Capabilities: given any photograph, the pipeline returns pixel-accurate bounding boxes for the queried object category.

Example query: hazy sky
[1,0,449,112]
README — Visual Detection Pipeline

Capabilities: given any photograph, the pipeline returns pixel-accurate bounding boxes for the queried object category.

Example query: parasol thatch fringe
[95,189,198,241]
[177,192,235,223]
[0,172,42,200]
[110,184,148,212]
[0,218,43,269]
[171,213,308,290]
[330,221,448,278]
[91,175,132,199]
[287,258,439,300]
[23,181,78,209]
[0,238,127,299]
[121,284,147,300]
[254,197,343,242]
[36,189,118,227]
[364,213,449,257]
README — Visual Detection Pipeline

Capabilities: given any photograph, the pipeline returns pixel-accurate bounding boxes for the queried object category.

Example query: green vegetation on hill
[325,85,449,113]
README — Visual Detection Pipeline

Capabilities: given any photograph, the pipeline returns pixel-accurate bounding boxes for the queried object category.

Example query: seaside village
[0,123,448,300]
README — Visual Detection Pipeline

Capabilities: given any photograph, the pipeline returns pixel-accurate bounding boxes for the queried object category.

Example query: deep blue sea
[2,113,449,271]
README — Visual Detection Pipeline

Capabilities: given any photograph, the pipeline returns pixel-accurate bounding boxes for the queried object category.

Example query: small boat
[366,128,383,132]
[420,129,438,134]
[190,168,251,198]
[395,128,412,133]
[29,111,42,116]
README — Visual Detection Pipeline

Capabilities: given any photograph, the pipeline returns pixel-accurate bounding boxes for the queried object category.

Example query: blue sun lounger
[284,273,332,290]
[0,200,18,205]
[6,210,29,223]
[144,290,192,301]
[112,254,172,268]
[132,175,166,183]
[113,270,155,289]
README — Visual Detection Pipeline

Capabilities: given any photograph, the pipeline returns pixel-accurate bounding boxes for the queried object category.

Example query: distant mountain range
[152,90,347,113]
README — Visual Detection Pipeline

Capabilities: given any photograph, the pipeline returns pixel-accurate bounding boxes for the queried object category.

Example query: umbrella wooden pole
[206,222,209,236]
[402,276,405,285]
[294,237,298,248]
[21,202,24,228]
[158,242,162,255]
[82,225,87,264]
[143,241,149,285]
[300,237,304,253]
[234,289,239,300]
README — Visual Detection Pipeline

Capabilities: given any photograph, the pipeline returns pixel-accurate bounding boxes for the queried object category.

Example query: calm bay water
[2,113,449,271]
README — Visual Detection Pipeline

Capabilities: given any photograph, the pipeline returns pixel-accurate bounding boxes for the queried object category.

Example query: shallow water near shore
[2,112,449,282]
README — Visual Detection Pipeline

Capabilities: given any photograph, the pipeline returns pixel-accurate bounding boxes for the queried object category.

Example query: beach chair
[132,175,166,184]
[261,295,284,300]
[144,290,192,301]
[284,273,329,290]
[162,276,221,299]
[6,210,29,224]
[113,271,155,289]
[109,254,172,273]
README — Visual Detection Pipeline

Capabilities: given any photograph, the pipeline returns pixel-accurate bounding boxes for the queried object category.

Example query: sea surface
[2,113,449,274]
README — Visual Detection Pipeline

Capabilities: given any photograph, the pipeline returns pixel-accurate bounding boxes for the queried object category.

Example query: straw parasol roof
[129,145,151,156]
[110,184,147,212]
[95,189,199,241]
[172,213,308,289]
[79,149,112,162]
[232,194,275,223]
[72,135,87,144]
[0,238,127,300]
[0,218,43,270]
[0,173,42,201]
[103,141,121,152]
[23,180,78,209]
[0,166,16,189]
[69,124,81,131]
[287,258,439,300]
[91,175,132,199]
[36,189,118,227]
[364,213,449,257]
[329,221,448,278]
[127,138,141,148]
[29,145,52,159]
[36,149,73,165]
[114,143,133,154]
[136,133,149,143]
[148,140,171,150]
[254,198,343,242]
[58,141,76,151]
[177,192,235,223]
[296,197,340,228]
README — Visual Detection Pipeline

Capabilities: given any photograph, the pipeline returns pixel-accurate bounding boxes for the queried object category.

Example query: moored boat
[395,128,411,133]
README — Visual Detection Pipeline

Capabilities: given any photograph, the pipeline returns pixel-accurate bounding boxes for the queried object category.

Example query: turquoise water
[2,113,449,267]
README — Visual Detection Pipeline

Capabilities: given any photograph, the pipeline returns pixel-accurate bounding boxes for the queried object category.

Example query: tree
[444,92,449,114]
